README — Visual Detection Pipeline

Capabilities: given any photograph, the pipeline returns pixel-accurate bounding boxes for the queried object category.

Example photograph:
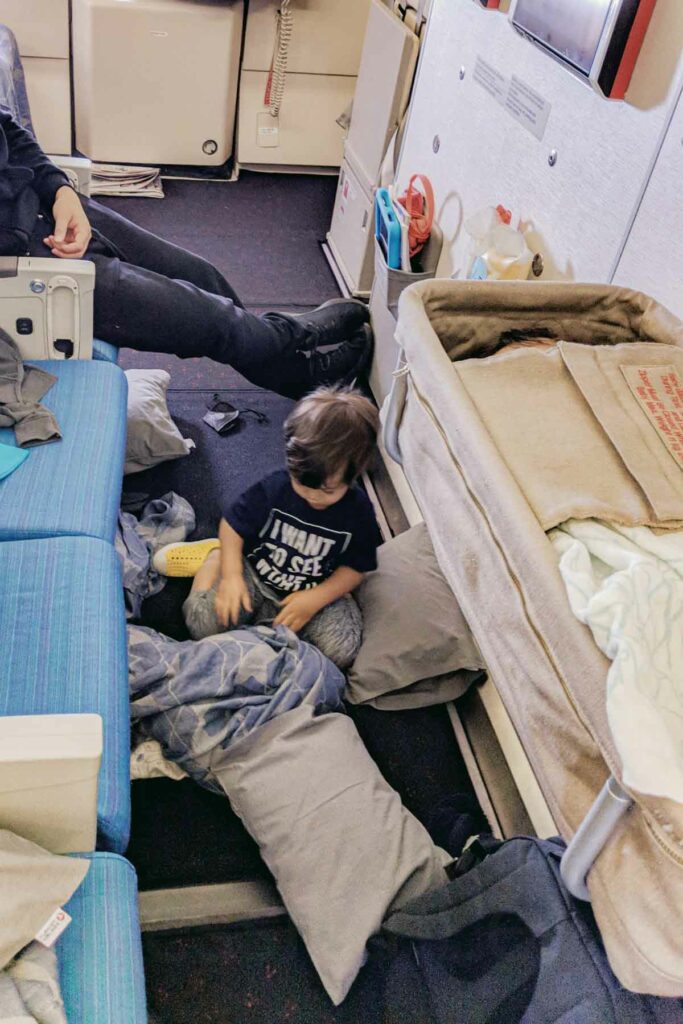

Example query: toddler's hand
[273,590,322,633]
[216,574,252,627]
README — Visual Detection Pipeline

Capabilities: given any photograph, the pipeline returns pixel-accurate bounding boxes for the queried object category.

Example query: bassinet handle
[382,354,410,465]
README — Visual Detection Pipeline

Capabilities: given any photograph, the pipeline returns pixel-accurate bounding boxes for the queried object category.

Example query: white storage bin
[0,714,102,854]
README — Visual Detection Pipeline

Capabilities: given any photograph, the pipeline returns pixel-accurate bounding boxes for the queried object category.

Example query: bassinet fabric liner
[454,341,683,530]
[390,279,683,998]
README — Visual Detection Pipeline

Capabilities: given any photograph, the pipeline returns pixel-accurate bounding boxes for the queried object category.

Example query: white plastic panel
[0,0,70,59]
[23,57,71,154]
[345,0,419,188]
[73,0,244,165]
[238,70,355,168]
[0,258,94,360]
[242,0,371,76]
[613,83,683,318]
[327,158,375,295]
[0,714,102,854]
[395,0,683,285]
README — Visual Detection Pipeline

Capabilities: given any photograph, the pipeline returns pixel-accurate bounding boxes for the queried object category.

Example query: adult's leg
[36,197,372,395]
[81,197,244,306]
[300,595,363,670]
[91,253,367,396]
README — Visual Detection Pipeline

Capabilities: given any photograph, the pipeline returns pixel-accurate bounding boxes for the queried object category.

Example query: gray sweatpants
[182,560,363,670]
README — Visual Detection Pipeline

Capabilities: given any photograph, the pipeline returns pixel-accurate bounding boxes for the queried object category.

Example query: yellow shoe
[152,539,220,577]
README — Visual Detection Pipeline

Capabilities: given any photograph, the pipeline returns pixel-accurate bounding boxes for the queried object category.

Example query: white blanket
[549,519,683,803]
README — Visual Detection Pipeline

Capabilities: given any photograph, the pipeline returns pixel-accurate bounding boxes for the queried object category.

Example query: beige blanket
[455,340,683,530]
[0,828,89,969]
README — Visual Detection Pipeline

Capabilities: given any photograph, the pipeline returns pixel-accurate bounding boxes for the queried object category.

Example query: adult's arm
[0,105,70,209]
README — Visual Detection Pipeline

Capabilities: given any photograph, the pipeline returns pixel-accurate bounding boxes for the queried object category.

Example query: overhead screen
[512,0,613,75]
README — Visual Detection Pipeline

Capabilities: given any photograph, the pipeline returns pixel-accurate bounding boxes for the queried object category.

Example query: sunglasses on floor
[202,393,268,435]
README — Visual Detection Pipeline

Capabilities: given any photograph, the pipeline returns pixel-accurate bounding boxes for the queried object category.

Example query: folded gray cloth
[6,943,67,1024]
[0,968,37,1021]
[0,329,61,447]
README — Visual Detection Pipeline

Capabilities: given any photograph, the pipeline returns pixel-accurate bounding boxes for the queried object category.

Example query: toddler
[154,387,381,668]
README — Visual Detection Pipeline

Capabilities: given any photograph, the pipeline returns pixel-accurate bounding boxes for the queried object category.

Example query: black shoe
[308,322,374,391]
[292,298,370,350]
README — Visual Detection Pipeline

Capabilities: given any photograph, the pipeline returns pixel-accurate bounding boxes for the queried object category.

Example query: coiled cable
[268,0,293,117]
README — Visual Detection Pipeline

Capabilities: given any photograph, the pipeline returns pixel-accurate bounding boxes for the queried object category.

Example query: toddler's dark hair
[285,387,379,488]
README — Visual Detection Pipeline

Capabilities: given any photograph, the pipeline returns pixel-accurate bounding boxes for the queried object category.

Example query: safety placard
[473,57,551,141]
[622,364,683,470]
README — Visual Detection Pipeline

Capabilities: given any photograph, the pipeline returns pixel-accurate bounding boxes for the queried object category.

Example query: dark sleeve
[339,494,381,574]
[0,106,70,208]
[224,478,271,544]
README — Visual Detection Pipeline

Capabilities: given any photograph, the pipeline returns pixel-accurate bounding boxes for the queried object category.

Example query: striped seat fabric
[0,536,130,852]
[0,359,127,543]
[92,338,120,364]
[60,853,147,1024]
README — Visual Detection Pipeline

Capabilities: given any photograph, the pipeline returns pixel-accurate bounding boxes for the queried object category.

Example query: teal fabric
[0,441,27,480]
[0,359,126,542]
[60,854,147,1024]
[0,536,130,851]
[92,338,120,364]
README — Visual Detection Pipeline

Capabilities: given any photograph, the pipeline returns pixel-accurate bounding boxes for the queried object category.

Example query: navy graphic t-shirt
[225,469,380,596]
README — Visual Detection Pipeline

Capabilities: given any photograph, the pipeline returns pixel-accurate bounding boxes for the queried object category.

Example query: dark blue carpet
[99,172,340,309]
[143,919,390,1024]
[122,386,293,640]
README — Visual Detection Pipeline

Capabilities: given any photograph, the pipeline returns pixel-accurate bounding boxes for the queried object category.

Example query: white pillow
[124,369,194,475]
[216,704,451,1005]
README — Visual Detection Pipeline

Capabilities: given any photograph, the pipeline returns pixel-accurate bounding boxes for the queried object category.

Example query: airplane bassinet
[383,279,683,998]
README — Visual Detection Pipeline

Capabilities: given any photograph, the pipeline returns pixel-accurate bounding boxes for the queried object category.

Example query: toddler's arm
[274,566,363,632]
[215,518,253,626]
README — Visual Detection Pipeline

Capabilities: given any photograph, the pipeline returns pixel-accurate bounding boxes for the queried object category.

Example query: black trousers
[32,197,312,395]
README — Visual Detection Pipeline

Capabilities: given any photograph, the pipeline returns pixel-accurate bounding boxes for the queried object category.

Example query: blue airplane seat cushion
[60,853,147,1024]
[0,359,127,542]
[92,338,120,364]
[0,536,130,852]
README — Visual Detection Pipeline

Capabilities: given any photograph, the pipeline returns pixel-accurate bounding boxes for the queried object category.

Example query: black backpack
[376,836,683,1024]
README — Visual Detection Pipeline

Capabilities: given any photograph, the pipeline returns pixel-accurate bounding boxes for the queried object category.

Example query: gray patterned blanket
[128,623,346,792]
[116,492,195,619]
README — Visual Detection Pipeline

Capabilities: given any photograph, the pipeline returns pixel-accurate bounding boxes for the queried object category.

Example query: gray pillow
[216,704,451,1005]
[347,524,485,707]
[124,369,194,475]
[0,830,89,971]
[361,670,483,710]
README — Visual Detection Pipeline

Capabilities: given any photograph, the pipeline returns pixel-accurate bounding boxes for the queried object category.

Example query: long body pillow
[215,704,451,1005]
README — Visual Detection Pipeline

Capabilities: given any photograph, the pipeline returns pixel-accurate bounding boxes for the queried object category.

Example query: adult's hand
[44,186,92,258]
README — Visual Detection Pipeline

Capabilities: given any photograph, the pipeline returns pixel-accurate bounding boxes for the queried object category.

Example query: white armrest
[49,155,92,197]
[0,255,94,359]
[0,714,102,854]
